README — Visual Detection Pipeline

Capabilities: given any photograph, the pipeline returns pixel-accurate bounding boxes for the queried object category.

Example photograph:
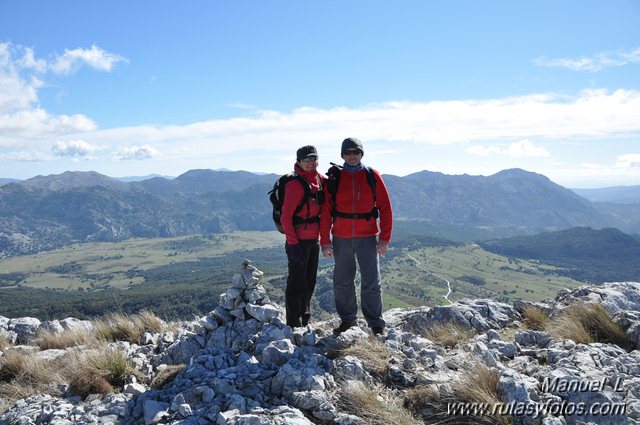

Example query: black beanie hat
[296,145,318,161]
[341,137,364,155]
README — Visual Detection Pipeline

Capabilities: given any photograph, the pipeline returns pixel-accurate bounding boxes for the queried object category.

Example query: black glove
[286,243,305,264]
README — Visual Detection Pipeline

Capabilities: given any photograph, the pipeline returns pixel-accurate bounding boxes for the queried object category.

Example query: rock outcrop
[1,261,639,425]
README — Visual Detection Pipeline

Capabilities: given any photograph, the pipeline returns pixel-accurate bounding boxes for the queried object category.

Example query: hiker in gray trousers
[319,137,393,336]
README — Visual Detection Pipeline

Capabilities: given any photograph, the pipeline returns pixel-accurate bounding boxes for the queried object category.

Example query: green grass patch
[382,243,583,305]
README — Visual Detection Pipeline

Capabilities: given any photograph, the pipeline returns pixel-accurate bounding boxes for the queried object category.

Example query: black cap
[341,137,364,155]
[296,145,318,161]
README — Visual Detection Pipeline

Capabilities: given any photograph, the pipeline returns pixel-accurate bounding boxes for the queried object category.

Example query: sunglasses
[343,149,362,155]
[301,156,318,163]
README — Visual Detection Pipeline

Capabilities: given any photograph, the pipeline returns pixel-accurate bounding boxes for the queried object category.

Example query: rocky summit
[1,260,640,425]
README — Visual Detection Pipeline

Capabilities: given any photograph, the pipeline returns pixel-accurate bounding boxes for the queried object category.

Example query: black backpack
[326,163,378,220]
[268,173,315,233]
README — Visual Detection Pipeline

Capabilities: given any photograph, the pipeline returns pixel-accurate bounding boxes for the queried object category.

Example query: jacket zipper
[351,173,357,237]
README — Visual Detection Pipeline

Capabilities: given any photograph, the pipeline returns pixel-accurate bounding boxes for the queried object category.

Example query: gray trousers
[332,236,385,328]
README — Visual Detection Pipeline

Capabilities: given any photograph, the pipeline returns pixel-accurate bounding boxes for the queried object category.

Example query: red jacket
[281,164,325,245]
[320,166,392,246]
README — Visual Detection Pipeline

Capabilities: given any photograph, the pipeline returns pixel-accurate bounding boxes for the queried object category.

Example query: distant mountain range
[1,168,639,257]
[0,178,20,185]
[571,185,640,204]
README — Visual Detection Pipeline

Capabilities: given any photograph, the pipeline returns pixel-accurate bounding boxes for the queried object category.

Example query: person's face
[298,157,318,172]
[342,149,363,167]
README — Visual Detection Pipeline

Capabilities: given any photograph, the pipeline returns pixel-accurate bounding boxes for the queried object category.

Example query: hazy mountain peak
[23,171,129,191]
[489,168,551,182]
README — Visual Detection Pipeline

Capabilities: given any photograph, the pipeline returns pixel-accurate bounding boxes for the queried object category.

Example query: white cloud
[0,108,96,139]
[615,154,640,169]
[82,89,640,158]
[534,47,640,72]
[0,43,44,113]
[579,162,606,170]
[466,140,550,158]
[114,144,159,160]
[0,42,102,141]
[50,44,128,75]
[52,140,98,157]
[506,140,550,157]
[466,145,502,156]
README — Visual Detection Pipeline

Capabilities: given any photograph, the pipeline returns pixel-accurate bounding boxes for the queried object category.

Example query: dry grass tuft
[335,338,391,377]
[150,364,185,389]
[405,363,511,425]
[548,303,625,346]
[88,348,142,388]
[68,367,114,398]
[0,333,9,350]
[457,363,503,407]
[548,313,593,344]
[93,313,143,344]
[336,381,422,425]
[92,310,168,344]
[0,350,28,383]
[63,346,142,398]
[0,349,62,404]
[421,322,475,349]
[521,305,549,331]
[35,328,98,350]
[1,338,145,403]
[137,309,166,334]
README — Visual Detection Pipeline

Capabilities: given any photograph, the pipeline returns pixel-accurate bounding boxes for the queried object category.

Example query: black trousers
[285,239,320,327]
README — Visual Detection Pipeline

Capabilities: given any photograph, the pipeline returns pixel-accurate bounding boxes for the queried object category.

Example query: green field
[0,231,584,320]
[0,232,284,290]
[382,244,582,309]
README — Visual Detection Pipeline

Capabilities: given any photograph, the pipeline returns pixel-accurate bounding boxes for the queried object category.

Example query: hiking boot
[371,326,386,336]
[287,319,302,328]
[301,313,311,326]
[333,321,357,336]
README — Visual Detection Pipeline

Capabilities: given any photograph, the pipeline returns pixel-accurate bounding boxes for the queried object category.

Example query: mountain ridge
[572,185,640,204]
[1,167,638,258]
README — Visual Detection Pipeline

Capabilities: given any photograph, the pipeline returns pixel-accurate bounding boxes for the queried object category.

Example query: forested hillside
[479,227,640,283]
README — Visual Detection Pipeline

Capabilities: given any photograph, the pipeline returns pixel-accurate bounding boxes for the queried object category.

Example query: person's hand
[286,243,305,264]
[376,241,388,255]
[321,245,334,257]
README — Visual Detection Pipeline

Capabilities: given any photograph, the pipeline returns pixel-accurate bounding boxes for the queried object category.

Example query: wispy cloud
[114,144,159,160]
[50,44,128,75]
[0,150,51,162]
[467,139,550,158]
[534,47,640,72]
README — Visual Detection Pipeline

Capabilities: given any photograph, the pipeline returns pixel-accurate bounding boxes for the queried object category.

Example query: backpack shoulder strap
[326,164,342,214]
[364,166,377,205]
[291,173,312,213]
[329,165,379,220]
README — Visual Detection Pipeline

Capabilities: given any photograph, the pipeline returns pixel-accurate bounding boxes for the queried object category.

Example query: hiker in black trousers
[280,145,326,327]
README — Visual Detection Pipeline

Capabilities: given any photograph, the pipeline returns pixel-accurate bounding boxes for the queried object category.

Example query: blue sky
[1,0,639,187]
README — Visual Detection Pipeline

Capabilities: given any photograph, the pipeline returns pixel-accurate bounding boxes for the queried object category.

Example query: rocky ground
[1,260,639,425]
